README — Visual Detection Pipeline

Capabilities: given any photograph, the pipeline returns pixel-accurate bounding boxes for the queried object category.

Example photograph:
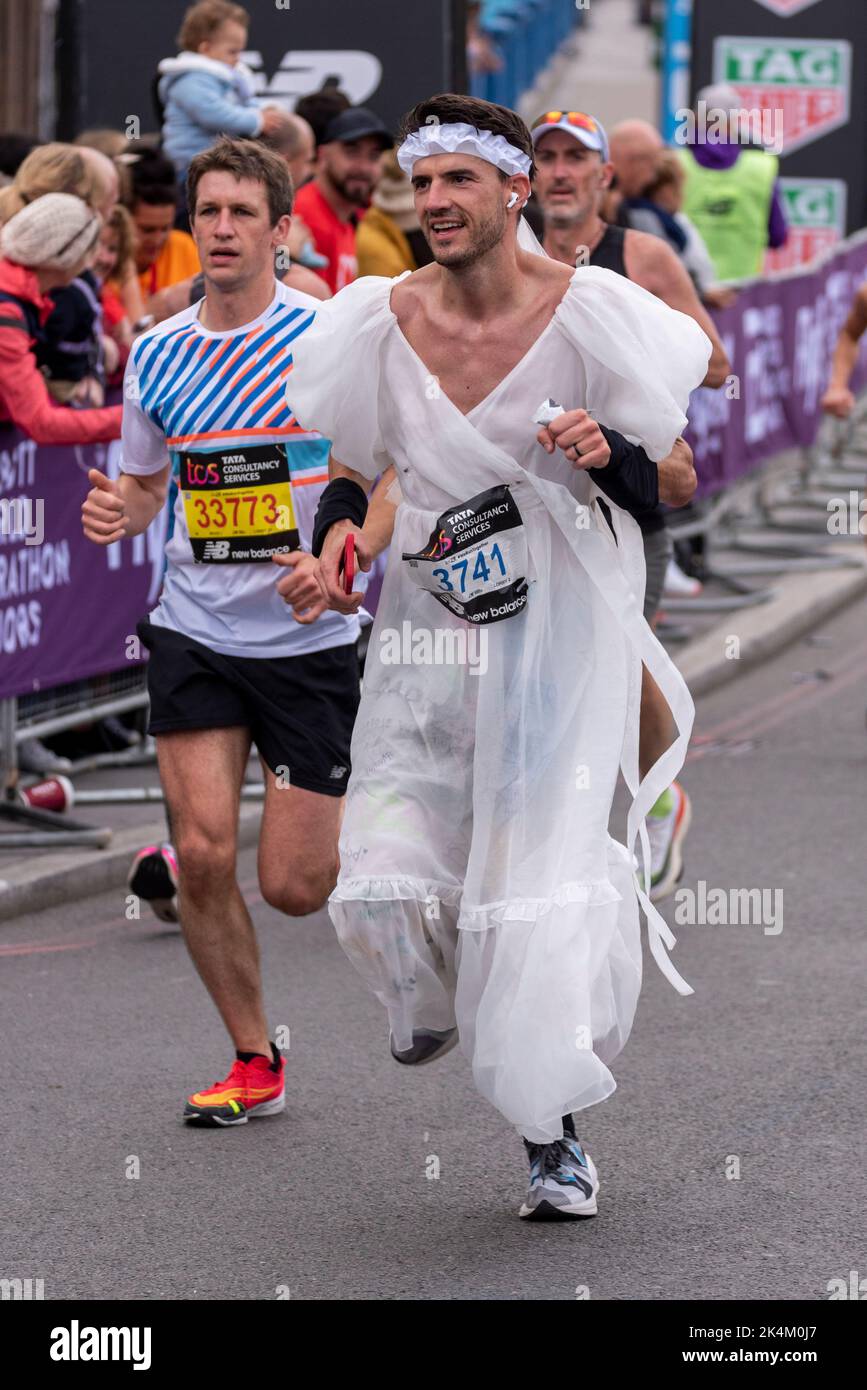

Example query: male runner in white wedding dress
[287,95,710,1220]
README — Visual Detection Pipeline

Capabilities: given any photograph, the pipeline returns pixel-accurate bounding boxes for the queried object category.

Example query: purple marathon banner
[688,230,867,497]
[0,418,166,702]
[0,407,385,704]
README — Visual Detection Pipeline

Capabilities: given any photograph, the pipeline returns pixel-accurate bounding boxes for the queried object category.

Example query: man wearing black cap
[293,107,392,294]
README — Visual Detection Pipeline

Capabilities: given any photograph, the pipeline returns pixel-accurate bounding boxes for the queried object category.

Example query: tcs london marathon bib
[402,484,528,624]
[180,442,298,563]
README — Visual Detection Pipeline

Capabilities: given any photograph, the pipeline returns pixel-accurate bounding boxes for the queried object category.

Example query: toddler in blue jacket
[158,0,289,181]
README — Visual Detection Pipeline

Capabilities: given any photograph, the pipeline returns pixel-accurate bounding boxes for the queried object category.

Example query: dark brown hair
[128,148,177,211]
[397,93,536,181]
[187,137,293,225]
[177,1,249,51]
[295,88,351,148]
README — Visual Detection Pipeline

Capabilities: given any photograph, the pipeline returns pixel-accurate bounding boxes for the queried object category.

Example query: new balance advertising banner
[56,0,467,140]
[690,0,866,265]
[688,231,867,497]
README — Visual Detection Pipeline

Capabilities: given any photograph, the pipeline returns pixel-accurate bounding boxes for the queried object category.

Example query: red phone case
[343,533,355,595]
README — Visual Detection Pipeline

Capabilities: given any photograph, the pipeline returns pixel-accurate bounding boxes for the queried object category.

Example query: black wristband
[590,425,659,515]
[311,477,369,557]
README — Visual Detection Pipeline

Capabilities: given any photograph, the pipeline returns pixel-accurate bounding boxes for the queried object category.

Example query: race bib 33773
[180,443,299,563]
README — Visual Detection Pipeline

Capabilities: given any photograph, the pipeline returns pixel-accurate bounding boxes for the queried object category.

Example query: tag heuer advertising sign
[764,178,847,272]
[713,36,851,153]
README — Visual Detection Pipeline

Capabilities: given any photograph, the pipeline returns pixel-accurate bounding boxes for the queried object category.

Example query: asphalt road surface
[2,598,865,1301]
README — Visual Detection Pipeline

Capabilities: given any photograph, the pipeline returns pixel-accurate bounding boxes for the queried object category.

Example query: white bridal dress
[287,264,710,1142]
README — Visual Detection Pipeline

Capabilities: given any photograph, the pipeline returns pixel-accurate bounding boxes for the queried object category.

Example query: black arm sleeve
[587,425,659,517]
[311,477,369,556]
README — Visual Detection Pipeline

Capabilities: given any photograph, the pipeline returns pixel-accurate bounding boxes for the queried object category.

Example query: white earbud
[507,191,520,209]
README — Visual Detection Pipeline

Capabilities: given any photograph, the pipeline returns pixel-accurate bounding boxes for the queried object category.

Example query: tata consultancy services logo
[713,36,851,154]
[751,1,822,15]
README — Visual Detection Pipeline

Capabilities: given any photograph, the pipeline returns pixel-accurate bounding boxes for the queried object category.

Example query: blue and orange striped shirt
[119,280,359,659]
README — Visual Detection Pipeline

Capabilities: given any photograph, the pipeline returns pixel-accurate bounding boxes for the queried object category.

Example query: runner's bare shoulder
[389,263,438,323]
[622,227,682,282]
[534,254,574,283]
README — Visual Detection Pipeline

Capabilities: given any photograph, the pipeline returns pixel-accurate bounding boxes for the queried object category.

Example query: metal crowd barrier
[0,665,266,850]
[0,667,151,848]
[663,399,867,626]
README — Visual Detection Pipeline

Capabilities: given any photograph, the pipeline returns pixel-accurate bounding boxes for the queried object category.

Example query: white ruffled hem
[328,846,644,1143]
[332,873,622,928]
[333,874,463,911]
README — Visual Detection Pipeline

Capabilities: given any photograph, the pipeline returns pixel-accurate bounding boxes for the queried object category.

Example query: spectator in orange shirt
[293,107,392,294]
[128,149,200,309]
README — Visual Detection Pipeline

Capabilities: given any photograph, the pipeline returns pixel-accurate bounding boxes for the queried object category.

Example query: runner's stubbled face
[191,171,291,292]
[411,152,524,270]
[534,131,611,228]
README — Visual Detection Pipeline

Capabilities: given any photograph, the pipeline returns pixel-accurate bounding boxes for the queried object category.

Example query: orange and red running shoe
[183,1047,285,1126]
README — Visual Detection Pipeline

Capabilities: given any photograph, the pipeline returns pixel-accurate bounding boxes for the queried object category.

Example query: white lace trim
[331,873,623,928]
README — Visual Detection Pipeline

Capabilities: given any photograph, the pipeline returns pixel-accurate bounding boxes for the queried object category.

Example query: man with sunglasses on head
[532,108,730,904]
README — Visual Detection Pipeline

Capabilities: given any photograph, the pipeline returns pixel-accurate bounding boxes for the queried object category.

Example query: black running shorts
[137,619,360,796]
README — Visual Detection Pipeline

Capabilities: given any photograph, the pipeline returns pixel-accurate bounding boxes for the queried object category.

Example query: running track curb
[2,555,866,923]
[674,545,867,697]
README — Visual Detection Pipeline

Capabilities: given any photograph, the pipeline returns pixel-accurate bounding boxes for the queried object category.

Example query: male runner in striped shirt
[81,138,360,1125]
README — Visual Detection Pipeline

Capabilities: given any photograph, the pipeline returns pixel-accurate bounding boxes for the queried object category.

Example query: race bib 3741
[401,484,528,624]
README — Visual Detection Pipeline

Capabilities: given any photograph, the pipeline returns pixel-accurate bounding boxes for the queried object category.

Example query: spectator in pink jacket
[0,193,121,444]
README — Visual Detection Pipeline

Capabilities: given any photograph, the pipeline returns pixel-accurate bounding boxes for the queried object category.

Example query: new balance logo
[243,49,381,108]
[329,765,347,779]
[202,541,230,559]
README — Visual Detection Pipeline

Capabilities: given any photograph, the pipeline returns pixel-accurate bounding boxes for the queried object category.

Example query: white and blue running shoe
[519,1136,600,1220]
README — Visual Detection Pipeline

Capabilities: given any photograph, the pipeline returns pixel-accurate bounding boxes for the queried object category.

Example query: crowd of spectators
[0,0,416,470]
[0,0,803,777]
[13,4,787,466]
[0,0,407,774]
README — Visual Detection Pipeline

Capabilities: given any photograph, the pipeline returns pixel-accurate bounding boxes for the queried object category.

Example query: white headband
[396,121,532,179]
